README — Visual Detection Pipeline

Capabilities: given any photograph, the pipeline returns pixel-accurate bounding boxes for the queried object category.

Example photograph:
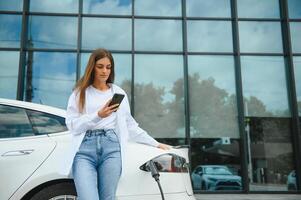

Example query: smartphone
[108,93,125,110]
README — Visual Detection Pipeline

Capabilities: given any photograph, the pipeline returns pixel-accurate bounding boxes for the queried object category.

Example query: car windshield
[204,167,232,175]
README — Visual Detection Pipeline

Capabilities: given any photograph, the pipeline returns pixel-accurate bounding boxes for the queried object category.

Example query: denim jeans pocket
[80,136,94,149]
[106,132,119,143]
[81,136,91,143]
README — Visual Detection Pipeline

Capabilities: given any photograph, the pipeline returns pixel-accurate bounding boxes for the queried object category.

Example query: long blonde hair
[75,48,115,113]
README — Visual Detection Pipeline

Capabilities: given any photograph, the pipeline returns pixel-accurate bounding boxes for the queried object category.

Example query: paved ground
[194,194,301,200]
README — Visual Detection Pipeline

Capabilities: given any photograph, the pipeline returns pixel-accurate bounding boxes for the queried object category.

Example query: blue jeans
[72,129,121,200]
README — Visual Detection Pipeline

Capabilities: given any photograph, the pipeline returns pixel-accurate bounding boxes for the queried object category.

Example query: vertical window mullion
[280,0,301,191]
[17,0,30,100]
[231,0,249,193]
[182,0,190,148]
[76,0,83,81]
[131,0,135,115]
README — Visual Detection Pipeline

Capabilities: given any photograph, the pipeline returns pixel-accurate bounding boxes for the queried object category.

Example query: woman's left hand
[157,143,172,150]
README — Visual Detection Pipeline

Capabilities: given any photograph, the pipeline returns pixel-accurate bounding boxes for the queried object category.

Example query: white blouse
[60,84,159,177]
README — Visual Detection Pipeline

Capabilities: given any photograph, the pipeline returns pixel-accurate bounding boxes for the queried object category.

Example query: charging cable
[149,160,165,200]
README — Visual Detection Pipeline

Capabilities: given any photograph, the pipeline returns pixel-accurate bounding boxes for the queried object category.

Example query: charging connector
[149,160,165,200]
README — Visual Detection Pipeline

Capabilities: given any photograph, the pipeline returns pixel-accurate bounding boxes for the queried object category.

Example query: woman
[65,48,170,200]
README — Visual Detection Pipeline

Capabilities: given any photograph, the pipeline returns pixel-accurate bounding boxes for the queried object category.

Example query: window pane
[0,14,22,47]
[28,16,77,49]
[237,0,280,18]
[83,0,132,15]
[294,57,301,116]
[0,0,22,11]
[135,0,181,16]
[135,19,182,51]
[290,22,301,53]
[242,56,296,191]
[188,57,242,191]
[186,0,231,17]
[25,52,76,109]
[187,20,233,52]
[134,54,185,138]
[246,117,296,191]
[80,53,132,98]
[188,55,239,139]
[0,51,19,99]
[241,56,290,117]
[0,105,34,138]
[30,0,78,13]
[27,110,67,135]
[239,22,283,53]
[288,0,301,19]
[82,18,131,50]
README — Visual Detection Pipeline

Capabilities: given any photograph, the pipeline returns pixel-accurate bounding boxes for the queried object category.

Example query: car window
[27,109,67,135]
[0,105,34,138]
[205,166,232,175]
[195,167,202,174]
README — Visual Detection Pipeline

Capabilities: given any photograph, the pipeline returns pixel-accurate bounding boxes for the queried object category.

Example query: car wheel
[29,182,77,200]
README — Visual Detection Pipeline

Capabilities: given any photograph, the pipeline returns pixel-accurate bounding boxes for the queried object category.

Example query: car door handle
[1,149,34,156]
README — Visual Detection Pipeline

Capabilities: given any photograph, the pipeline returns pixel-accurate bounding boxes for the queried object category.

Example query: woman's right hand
[98,99,119,118]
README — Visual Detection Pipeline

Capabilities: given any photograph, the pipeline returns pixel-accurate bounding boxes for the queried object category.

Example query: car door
[0,104,56,200]
[191,166,203,190]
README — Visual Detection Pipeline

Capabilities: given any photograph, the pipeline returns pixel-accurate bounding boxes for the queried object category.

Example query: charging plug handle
[149,160,160,181]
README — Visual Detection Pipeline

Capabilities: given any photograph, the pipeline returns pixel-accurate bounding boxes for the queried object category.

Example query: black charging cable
[149,160,165,200]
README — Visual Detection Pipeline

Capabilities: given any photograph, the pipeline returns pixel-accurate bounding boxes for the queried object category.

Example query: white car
[0,98,195,200]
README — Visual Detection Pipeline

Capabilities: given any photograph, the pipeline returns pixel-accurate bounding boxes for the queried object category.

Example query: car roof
[0,98,66,118]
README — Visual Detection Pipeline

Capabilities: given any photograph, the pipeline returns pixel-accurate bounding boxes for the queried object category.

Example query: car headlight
[206,177,218,182]
[140,153,189,173]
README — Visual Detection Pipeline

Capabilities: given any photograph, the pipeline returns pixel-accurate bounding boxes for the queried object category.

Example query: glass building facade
[0,0,301,193]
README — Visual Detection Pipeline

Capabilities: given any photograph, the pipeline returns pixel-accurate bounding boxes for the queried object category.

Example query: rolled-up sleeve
[124,94,159,147]
[66,91,102,135]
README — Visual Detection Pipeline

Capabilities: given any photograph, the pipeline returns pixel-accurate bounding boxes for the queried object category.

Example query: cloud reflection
[188,55,236,95]
[239,21,283,53]
[82,17,131,50]
[237,0,280,18]
[293,56,301,115]
[187,20,233,52]
[29,16,77,49]
[241,56,290,116]
[30,0,78,13]
[135,54,183,103]
[186,0,231,17]
[135,19,182,51]
[83,0,131,15]
[135,0,181,16]
[290,22,301,53]
[0,0,23,11]
[288,0,301,19]
[0,14,21,47]
[30,52,76,109]
[0,51,19,99]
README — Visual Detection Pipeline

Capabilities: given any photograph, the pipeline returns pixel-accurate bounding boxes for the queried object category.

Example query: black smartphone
[108,93,125,110]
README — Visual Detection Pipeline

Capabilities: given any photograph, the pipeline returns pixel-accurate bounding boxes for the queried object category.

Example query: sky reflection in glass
[0,14,22,48]
[0,51,19,99]
[30,52,76,109]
